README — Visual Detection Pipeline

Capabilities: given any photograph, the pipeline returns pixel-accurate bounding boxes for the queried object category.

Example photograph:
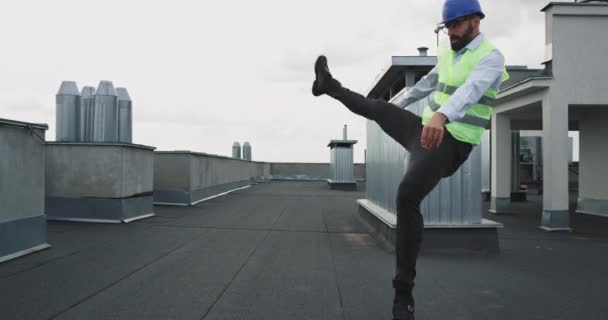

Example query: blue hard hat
[442,0,485,24]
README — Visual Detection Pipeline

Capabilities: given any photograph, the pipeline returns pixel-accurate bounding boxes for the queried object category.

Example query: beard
[450,24,475,51]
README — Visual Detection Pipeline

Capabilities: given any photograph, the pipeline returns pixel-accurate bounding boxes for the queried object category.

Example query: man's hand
[420,112,448,150]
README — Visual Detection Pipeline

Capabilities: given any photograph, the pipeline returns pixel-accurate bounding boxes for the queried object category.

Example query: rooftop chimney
[417,47,429,56]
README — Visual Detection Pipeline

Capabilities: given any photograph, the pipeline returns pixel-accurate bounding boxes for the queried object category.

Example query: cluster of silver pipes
[56,80,132,143]
[232,142,252,160]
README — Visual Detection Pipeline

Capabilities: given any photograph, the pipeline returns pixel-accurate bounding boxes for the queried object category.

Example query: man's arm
[421,50,505,150]
[392,66,439,108]
[436,50,505,121]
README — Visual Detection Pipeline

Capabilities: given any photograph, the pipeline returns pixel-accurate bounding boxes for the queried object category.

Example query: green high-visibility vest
[422,39,509,145]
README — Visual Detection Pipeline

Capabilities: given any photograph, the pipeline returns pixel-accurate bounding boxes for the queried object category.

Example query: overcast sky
[0,0,552,162]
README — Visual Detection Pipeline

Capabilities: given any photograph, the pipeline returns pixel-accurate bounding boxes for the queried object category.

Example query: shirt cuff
[436,105,459,122]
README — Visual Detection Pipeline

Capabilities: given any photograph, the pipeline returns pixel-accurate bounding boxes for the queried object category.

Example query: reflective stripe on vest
[428,98,490,128]
[435,82,496,107]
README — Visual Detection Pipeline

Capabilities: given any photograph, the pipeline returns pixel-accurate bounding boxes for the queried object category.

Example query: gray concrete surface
[1,181,608,319]
[46,143,155,198]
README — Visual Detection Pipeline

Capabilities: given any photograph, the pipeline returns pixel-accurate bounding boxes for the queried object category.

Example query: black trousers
[332,88,473,292]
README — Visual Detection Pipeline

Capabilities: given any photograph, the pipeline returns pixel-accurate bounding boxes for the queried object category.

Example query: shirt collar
[456,33,485,55]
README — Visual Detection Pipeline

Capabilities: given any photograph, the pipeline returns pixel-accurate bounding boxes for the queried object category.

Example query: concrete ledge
[154,181,252,206]
[270,175,365,182]
[357,199,502,254]
[251,176,271,184]
[190,180,251,205]
[0,118,48,130]
[577,197,608,218]
[489,197,512,214]
[46,141,155,151]
[541,210,572,232]
[271,175,326,181]
[123,213,156,223]
[0,215,50,263]
[153,189,190,206]
[191,185,251,206]
[46,195,154,223]
[327,179,358,191]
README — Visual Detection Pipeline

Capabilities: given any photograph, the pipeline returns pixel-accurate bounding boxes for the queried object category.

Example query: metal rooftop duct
[93,81,119,142]
[80,86,95,142]
[56,81,81,142]
[116,87,133,143]
[232,142,241,159]
[417,47,429,56]
[327,125,358,190]
[242,142,252,161]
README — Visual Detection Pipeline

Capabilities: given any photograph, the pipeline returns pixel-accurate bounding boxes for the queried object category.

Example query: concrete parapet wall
[154,152,366,205]
[46,143,155,198]
[0,119,47,224]
[45,143,155,223]
[154,151,271,205]
[0,118,50,262]
[269,163,329,180]
[269,163,365,181]
[153,153,190,190]
[190,154,264,190]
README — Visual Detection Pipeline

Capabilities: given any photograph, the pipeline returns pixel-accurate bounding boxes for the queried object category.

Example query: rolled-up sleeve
[436,50,505,122]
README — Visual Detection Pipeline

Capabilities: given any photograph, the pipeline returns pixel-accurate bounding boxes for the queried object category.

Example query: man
[311,0,508,319]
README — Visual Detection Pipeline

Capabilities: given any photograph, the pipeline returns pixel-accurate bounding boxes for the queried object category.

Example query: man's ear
[471,16,481,30]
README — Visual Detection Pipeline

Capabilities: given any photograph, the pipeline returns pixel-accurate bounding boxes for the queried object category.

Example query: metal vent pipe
[417,47,429,56]
[93,81,119,142]
[80,86,95,141]
[243,142,252,161]
[116,87,133,143]
[56,81,81,142]
[232,142,242,159]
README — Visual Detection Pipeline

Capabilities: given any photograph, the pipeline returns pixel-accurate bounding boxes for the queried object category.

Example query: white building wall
[546,4,608,217]
[549,6,608,103]
[578,110,608,201]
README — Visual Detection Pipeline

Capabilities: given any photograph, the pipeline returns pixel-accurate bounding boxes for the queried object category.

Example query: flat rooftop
[1,181,607,319]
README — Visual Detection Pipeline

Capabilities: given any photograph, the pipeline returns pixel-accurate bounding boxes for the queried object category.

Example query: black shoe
[392,283,415,320]
[392,301,415,320]
[312,55,342,96]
